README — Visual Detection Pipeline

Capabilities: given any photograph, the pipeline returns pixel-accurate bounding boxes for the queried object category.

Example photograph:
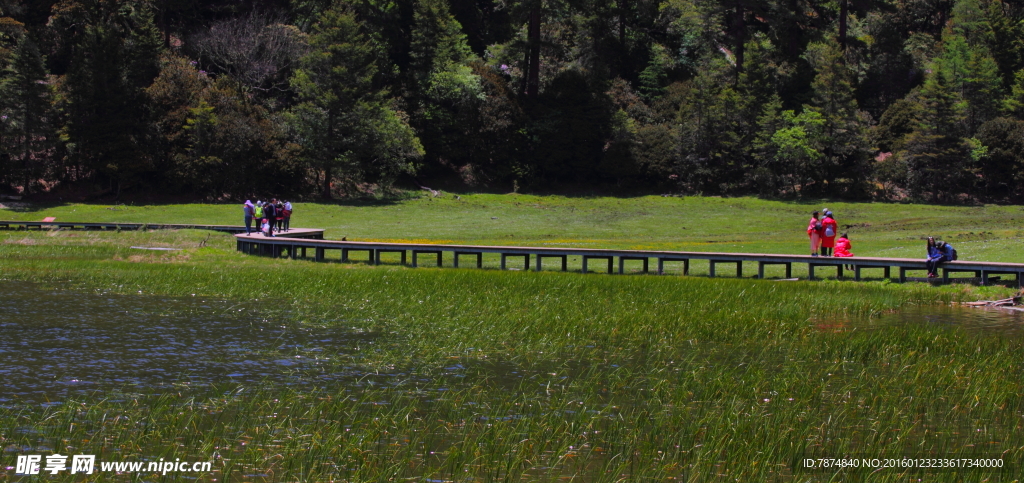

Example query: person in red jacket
[807,211,822,257]
[820,210,838,256]
[833,232,854,270]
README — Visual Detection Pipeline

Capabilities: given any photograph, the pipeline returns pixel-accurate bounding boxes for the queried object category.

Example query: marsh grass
[1,215,1023,481]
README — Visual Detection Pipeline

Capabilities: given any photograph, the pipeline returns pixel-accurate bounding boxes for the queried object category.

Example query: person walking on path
[807,211,823,257]
[243,200,254,235]
[283,200,292,232]
[820,210,838,257]
[925,237,946,278]
[264,200,277,237]
[834,232,854,270]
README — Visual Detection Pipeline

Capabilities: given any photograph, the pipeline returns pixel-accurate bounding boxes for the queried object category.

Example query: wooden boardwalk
[4,218,1018,285]
[0,220,324,239]
[233,233,1024,286]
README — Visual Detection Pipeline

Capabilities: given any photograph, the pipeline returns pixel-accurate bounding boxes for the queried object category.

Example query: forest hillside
[1,0,1023,202]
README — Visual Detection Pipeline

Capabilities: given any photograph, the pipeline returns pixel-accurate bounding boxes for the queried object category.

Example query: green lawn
[4,194,1023,262]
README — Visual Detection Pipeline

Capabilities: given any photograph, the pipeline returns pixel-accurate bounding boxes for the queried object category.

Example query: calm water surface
[822,304,1024,337]
[0,282,373,404]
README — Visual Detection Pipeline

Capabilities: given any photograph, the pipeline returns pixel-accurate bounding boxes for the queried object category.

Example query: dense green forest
[2,0,1024,201]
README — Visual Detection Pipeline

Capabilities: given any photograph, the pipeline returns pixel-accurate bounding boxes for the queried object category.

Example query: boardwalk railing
[233,234,1024,286]
[0,220,324,239]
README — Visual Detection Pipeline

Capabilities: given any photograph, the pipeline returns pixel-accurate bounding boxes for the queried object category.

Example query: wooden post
[785,263,791,278]
[618,257,624,274]
[899,267,907,283]
[837,264,843,279]
[342,248,349,262]
[500,253,507,270]
[854,266,861,281]
[606,257,613,274]
[808,264,815,280]
[412,251,419,268]
[980,270,988,286]
[537,254,543,271]
[736,261,742,278]
[884,266,890,279]
[560,255,566,271]
[657,258,664,275]
[684,259,690,275]
[942,268,949,283]
[436,252,442,267]
[582,257,589,274]
[709,261,716,278]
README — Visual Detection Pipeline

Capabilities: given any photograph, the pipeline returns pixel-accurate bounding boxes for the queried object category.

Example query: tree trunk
[161,0,171,48]
[324,111,334,200]
[22,105,30,195]
[618,0,627,76]
[527,4,540,100]
[323,166,332,199]
[838,0,848,51]
[733,1,745,79]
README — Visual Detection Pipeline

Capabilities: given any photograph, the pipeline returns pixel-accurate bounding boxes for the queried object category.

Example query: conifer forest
[2,0,1024,202]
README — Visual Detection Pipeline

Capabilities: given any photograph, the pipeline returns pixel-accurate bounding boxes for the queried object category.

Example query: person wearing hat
[820,210,838,257]
[807,211,823,257]
[243,200,254,235]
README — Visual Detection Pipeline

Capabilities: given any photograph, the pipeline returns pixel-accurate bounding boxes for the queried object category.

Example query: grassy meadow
[1,195,1023,481]
[4,193,1024,260]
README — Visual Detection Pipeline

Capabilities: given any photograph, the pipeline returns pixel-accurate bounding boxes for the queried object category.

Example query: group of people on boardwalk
[806,209,958,277]
[243,199,292,236]
[807,209,852,258]
[807,208,855,270]
[926,236,957,278]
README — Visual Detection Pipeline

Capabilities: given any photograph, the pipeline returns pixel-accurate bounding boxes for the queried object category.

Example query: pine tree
[1002,68,1024,117]
[901,69,973,201]
[410,0,475,87]
[290,6,422,198]
[804,38,871,195]
[60,2,163,197]
[749,93,783,194]
[407,0,483,175]
[936,31,1002,133]
[0,35,51,194]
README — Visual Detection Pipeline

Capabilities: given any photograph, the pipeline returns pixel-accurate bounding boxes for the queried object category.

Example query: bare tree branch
[188,11,307,93]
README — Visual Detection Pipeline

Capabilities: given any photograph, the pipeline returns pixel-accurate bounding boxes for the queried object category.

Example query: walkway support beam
[412,250,442,268]
[582,256,613,274]
[618,257,649,274]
